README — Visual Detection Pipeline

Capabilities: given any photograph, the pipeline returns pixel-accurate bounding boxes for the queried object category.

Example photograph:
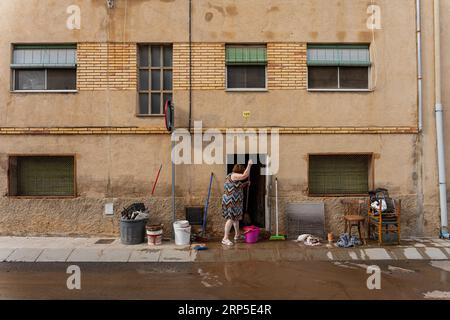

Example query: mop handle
[151,164,163,195]
[245,176,251,211]
[275,177,279,235]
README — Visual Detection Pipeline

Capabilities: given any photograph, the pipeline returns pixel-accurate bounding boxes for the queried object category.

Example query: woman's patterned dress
[222,174,244,220]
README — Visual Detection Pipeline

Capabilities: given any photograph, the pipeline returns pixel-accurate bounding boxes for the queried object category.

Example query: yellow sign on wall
[243,111,251,120]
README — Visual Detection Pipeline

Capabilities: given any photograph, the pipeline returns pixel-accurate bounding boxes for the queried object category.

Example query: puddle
[388,265,415,273]
[430,261,450,272]
[198,268,223,288]
[424,290,450,299]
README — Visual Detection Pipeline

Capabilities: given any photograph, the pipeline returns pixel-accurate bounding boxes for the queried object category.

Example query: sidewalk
[1,236,450,263]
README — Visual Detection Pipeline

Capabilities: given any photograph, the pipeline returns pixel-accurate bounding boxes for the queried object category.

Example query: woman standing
[221,159,253,246]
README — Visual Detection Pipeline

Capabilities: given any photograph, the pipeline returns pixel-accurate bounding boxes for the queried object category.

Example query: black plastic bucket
[120,218,148,245]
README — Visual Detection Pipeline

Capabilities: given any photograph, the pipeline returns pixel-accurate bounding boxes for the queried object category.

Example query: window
[226,45,267,90]
[8,156,75,197]
[138,44,173,115]
[307,45,370,90]
[11,45,77,91]
[308,154,371,196]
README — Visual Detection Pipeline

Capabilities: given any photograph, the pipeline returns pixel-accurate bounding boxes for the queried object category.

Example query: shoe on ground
[221,239,234,246]
[234,235,246,241]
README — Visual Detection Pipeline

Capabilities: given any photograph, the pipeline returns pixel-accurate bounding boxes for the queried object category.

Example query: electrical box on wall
[104,202,114,215]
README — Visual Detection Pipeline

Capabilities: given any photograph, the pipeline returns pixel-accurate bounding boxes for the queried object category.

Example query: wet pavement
[2,236,450,263]
[2,260,450,299]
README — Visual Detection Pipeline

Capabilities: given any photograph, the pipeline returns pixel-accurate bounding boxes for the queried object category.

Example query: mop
[270,177,286,241]
[243,176,252,225]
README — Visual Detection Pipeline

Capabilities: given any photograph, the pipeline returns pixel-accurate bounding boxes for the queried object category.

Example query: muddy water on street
[1,261,450,299]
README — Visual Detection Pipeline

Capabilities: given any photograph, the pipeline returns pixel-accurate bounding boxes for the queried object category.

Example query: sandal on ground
[221,239,234,246]
[234,235,246,241]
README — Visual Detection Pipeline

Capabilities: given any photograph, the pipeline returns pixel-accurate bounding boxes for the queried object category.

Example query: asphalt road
[1,260,450,300]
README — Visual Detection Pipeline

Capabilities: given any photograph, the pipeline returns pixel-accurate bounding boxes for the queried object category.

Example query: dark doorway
[227,154,266,228]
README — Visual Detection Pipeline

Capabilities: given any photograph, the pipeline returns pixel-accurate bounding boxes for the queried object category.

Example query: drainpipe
[433,0,449,236]
[416,0,423,131]
[188,0,193,133]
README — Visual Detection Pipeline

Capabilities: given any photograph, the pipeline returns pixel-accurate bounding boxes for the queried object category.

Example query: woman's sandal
[221,239,234,246]
[234,235,246,241]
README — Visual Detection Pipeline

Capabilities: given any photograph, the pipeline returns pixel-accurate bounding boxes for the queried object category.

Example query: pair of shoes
[234,235,246,241]
[221,239,234,246]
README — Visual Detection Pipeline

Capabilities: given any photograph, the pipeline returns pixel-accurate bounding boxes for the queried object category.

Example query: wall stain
[309,31,319,40]
[358,31,372,42]
[225,5,238,16]
[264,31,275,39]
[336,31,346,41]
[267,6,279,13]
[222,31,235,39]
[205,12,214,22]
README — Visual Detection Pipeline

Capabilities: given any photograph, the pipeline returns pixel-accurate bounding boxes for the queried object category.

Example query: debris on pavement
[336,233,361,248]
[294,234,322,246]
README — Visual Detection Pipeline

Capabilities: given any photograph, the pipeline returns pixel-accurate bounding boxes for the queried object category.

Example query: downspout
[433,0,449,236]
[415,0,425,236]
[188,0,192,133]
[416,0,423,131]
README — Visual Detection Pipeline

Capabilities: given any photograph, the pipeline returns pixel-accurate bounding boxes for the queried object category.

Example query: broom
[243,178,252,225]
[270,177,286,240]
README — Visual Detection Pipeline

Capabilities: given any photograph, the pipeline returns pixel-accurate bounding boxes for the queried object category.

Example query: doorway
[226,154,267,228]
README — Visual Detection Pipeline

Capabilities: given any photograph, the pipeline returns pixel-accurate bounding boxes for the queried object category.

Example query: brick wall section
[77,43,137,91]
[173,42,307,90]
[267,43,307,90]
[0,127,419,135]
[173,43,225,90]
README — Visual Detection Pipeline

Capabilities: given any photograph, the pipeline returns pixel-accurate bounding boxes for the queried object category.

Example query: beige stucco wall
[0,134,425,237]
[0,0,417,128]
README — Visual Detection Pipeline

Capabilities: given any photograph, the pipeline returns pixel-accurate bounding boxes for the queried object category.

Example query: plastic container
[243,226,260,244]
[174,220,190,228]
[173,220,191,245]
[120,218,148,245]
[146,225,163,246]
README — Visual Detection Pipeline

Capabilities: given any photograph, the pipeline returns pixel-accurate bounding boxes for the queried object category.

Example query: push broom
[243,176,252,225]
[270,177,286,241]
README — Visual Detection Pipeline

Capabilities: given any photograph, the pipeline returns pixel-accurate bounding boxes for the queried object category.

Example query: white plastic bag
[371,200,387,212]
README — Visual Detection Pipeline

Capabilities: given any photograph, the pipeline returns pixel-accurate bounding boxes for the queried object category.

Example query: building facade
[0,0,447,238]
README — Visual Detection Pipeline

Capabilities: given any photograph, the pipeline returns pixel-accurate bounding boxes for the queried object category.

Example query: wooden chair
[367,199,401,245]
[341,199,366,244]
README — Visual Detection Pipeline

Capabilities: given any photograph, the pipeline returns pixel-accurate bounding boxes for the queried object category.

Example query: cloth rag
[295,234,321,246]
[336,233,361,248]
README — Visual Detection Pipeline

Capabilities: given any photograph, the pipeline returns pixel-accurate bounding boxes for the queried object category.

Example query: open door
[226,154,266,228]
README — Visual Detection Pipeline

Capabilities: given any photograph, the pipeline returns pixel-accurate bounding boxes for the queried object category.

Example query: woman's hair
[232,164,246,174]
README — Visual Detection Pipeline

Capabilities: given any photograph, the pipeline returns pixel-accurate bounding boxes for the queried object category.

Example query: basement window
[11,45,77,91]
[308,154,372,196]
[307,44,370,90]
[138,44,173,115]
[226,45,267,90]
[8,156,76,197]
